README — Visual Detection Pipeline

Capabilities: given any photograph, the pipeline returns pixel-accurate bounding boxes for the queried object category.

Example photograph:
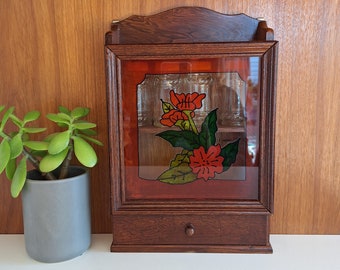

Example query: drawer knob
[185,223,195,236]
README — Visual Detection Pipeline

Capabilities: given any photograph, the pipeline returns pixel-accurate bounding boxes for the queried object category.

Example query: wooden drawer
[111,213,271,253]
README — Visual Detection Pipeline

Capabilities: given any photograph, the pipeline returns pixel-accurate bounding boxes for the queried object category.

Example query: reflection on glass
[137,75,154,126]
[186,73,212,127]
[213,72,246,127]
[246,57,260,165]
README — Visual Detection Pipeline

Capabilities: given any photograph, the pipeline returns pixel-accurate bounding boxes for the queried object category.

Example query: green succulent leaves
[72,136,97,168]
[9,133,23,159]
[11,157,27,198]
[0,139,10,174]
[23,141,49,151]
[0,105,102,198]
[48,130,71,155]
[39,148,69,172]
[23,110,40,124]
[0,106,45,198]
[0,107,46,197]
[71,107,89,119]
[39,106,102,172]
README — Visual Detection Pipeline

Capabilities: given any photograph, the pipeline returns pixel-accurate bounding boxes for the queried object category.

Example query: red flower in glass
[189,145,224,181]
[160,110,188,127]
[170,90,206,111]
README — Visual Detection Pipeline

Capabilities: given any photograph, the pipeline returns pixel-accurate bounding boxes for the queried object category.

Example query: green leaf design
[161,100,174,114]
[5,158,16,180]
[72,136,97,167]
[156,130,200,151]
[73,122,96,130]
[11,157,27,198]
[9,133,23,159]
[48,130,70,154]
[199,109,217,150]
[23,141,49,151]
[175,120,190,130]
[39,148,69,172]
[220,138,240,171]
[157,163,197,184]
[170,150,191,168]
[0,139,11,174]
[23,111,40,124]
[71,107,89,119]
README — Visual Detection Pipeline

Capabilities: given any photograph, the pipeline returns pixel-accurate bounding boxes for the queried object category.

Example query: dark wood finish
[105,7,277,253]
[111,213,271,253]
[105,6,274,44]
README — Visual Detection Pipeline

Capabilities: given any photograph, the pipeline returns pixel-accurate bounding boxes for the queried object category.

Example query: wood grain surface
[0,0,338,234]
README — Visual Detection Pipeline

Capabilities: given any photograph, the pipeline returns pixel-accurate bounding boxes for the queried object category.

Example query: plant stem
[22,148,56,180]
[183,110,198,135]
[58,143,73,179]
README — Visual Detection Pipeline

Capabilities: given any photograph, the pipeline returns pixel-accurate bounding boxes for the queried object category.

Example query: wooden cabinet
[105,7,278,253]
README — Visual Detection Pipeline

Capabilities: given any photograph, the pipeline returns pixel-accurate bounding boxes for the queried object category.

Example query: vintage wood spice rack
[105,7,278,253]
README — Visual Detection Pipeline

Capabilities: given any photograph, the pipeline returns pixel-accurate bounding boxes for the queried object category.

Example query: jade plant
[0,105,103,198]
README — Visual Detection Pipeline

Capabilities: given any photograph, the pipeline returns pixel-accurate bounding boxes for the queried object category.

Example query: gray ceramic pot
[21,166,91,263]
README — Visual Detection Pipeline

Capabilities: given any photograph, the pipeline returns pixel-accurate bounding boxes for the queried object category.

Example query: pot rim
[26,166,89,184]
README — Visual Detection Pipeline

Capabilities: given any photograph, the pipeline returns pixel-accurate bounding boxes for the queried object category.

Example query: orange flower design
[169,90,206,111]
[160,90,204,128]
[189,145,224,181]
[160,110,188,127]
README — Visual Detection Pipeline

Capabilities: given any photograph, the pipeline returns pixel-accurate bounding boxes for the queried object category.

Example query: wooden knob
[185,223,195,236]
